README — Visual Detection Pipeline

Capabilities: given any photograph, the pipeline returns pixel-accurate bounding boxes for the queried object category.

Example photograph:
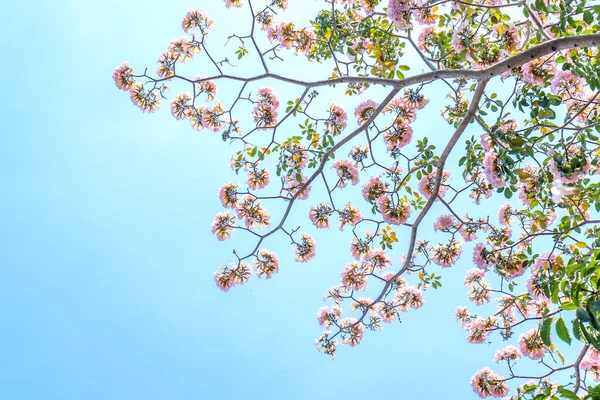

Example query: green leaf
[584,10,594,25]
[557,387,581,400]
[540,318,553,346]
[577,307,592,322]
[556,317,572,345]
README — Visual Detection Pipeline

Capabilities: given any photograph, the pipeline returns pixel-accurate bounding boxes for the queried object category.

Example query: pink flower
[316,306,343,327]
[431,239,462,267]
[395,286,424,311]
[387,0,411,31]
[434,214,458,232]
[340,318,364,347]
[213,262,252,292]
[354,100,379,125]
[332,160,360,187]
[350,232,373,260]
[494,346,522,363]
[383,121,413,150]
[338,203,362,230]
[218,182,240,208]
[473,243,493,271]
[483,150,505,188]
[518,328,548,360]
[295,233,316,262]
[171,92,193,120]
[211,212,235,240]
[341,262,369,291]
[364,248,392,271]
[113,62,135,91]
[418,169,450,199]
[377,195,411,225]
[309,203,334,228]
[362,175,388,202]
[325,104,348,134]
[497,202,513,226]
[470,367,508,398]
[254,249,279,279]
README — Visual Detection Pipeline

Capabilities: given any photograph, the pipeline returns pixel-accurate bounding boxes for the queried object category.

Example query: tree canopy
[113,0,600,398]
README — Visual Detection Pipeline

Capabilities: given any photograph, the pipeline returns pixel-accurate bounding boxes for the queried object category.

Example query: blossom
[494,346,522,363]
[354,100,378,125]
[202,102,225,132]
[431,239,462,267]
[384,97,416,124]
[283,143,308,169]
[349,144,369,164]
[350,233,373,260]
[156,52,177,78]
[378,301,400,323]
[483,150,505,188]
[317,306,343,327]
[325,104,348,134]
[395,286,424,311]
[182,9,214,33]
[295,233,316,262]
[236,195,271,228]
[418,169,450,199]
[211,212,235,240]
[452,22,475,53]
[497,202,513,226]
[285,174,311,200]
[433,214,457,232]
[247,168,270,190]
[187,105,206,130]
[402,89,429,110]
[455,306,471,327]
[130,82,160,113]
[194,77,217,101]
[550,70,584,99]
[253,87,280,128]
[224,0,242,8]
[518,328,548,360]
[168,37,195,63]
[170,92,192,120]
[377,195,411,225]
[387,0,412,31]
[522,57,554,87]
[213,262,252,292]
[417,26,436,53]
[473,243,493,270]
[310,203,334,228]
[218,182,240,208]
[381,271,407,288]
[332,160,360,187]
[254,249,279,279]
[113,62,135,91]
[383,121,413,150]
[364,248,392,272]
[362,175,388,202]
[341,262,369,291]
[581,348,600,381]
[338,203,362,230]
[466,320,488,344]
[470,367,509,398]
[340,318,364,347]
[314,330,338,359]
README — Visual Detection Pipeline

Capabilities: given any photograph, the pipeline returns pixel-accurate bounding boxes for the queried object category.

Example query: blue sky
[0,1,581,399]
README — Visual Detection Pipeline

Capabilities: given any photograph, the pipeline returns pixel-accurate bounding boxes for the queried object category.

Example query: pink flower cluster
[253,87,279,128]
[332,160,360,187]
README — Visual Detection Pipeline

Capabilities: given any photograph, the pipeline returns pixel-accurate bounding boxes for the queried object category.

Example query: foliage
[113,0,600,397]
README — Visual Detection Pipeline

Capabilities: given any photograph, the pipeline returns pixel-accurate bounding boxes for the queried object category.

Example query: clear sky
[0,1,579,399]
